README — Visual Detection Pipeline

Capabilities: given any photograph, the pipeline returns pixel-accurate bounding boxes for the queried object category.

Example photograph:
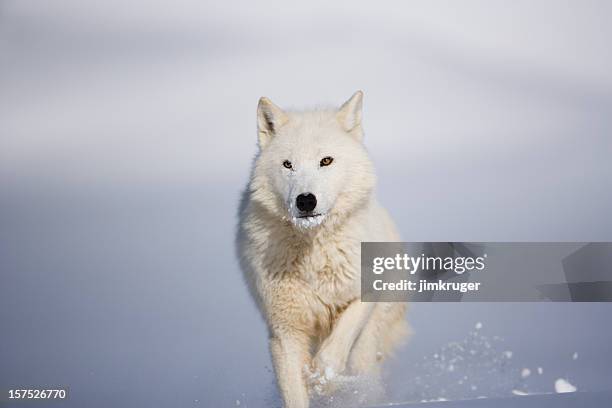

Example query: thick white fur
[237,92,408,408]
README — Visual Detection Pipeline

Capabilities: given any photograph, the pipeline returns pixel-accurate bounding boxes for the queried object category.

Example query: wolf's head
[249,91,375,230]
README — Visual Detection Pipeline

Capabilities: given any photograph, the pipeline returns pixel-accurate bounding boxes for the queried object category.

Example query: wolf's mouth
[297,213,322,219]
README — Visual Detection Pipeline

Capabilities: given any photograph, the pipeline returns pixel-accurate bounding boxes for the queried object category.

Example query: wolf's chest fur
[265,225,361,303]
[243,218,364,336]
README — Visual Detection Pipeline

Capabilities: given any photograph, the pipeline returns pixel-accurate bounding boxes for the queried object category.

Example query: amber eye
[320,156,334,167]
[282,160,293,169]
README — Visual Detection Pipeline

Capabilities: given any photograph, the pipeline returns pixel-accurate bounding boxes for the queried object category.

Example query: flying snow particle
[503,351,513,359]
[572,352,578,360]
[475,322,483,330]
[555,378,577,393]
[521,368,531,378]
[537,367,543,375]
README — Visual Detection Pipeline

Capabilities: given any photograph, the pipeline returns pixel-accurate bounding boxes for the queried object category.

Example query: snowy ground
[2,183,611,407]
[382,391,612,408]
[1,1,612,407]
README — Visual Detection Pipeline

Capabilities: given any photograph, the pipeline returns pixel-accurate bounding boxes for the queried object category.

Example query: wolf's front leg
[348,302,409,374]
[270,331,311,408]
[312,301,375,378]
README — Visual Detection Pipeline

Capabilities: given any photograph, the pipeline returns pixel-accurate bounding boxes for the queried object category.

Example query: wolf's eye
[282,160,293,169]
[320,156,334,167]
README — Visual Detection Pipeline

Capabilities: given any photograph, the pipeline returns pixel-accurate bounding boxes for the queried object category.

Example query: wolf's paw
[305,351,348,395]
[304,363,340,396]
[312,348,347,379]
[304,362,366,402]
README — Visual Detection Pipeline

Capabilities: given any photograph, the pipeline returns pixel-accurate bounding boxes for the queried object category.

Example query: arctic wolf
[237,92,408,408]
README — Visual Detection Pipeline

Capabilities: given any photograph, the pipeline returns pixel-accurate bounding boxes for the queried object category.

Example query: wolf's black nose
[296,193,317,212]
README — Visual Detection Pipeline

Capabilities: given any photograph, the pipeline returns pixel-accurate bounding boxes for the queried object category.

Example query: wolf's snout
[296,193,317,212]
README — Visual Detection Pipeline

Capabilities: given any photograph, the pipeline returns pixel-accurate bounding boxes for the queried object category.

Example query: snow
[572,352,579,360]
[512,389,529,396]
[555,378,577,393]
[537,367,544,375]
[324,367,336,380]
[475,322,483,330]
[521,368,531,378]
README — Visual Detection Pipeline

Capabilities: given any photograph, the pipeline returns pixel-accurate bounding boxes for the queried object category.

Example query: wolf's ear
[337,91,363,136]
[257,97,288,148]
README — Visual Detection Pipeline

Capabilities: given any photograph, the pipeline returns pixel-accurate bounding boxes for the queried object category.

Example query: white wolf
[237,92,408,408]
